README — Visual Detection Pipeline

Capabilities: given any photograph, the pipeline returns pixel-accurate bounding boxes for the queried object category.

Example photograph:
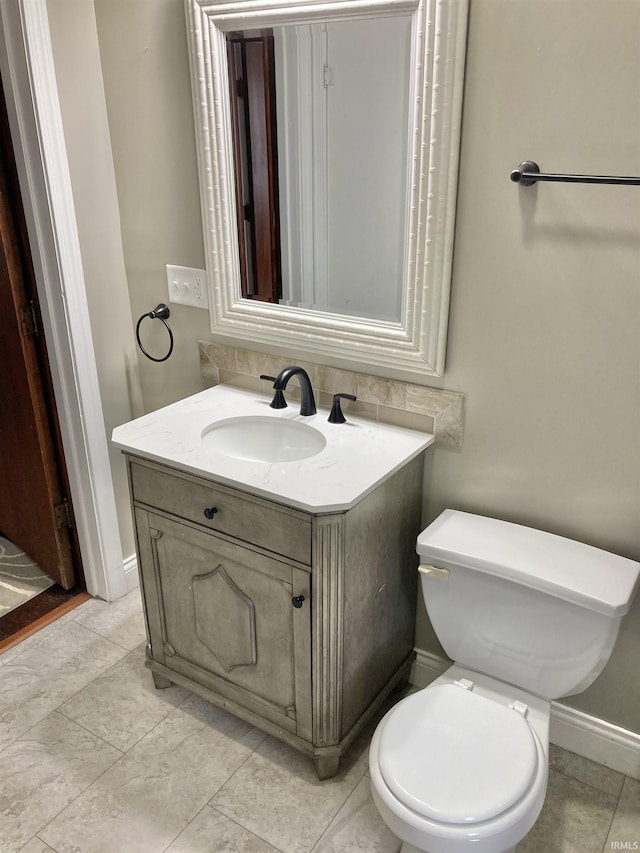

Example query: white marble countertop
[111,385,434,513]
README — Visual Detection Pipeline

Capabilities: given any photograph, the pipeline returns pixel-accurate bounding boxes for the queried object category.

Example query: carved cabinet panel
[136,509,311,736]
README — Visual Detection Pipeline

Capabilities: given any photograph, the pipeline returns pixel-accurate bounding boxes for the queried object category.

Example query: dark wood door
[227,30,282,303]
[0,82,78,589]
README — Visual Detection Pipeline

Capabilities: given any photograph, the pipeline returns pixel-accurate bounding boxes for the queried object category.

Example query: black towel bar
[510,160,640,187]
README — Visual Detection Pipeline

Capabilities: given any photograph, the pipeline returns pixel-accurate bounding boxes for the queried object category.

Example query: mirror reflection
[226,16,412,323]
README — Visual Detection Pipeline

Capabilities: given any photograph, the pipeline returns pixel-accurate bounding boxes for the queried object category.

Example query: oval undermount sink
[201,416,326,463]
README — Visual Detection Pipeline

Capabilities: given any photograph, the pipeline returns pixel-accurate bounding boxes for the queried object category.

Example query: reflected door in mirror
[227,31,282,303]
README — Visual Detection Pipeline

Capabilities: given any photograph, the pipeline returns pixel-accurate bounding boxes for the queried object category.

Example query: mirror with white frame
[186,0,468,379]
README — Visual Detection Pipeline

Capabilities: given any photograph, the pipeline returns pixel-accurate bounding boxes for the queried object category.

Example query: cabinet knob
[291,594,305,608]
[203,507,218,520]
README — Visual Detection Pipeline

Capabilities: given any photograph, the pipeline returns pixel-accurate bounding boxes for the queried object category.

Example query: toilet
[369,510,640,853]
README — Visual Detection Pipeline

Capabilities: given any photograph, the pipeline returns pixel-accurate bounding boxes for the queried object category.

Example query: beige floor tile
[1,712,121,853]
[312,776,401,853]
[166,805,282,852]
[0,601,90,666]
[516,769,618,853]
[605,776,640,851]
[211,735,368,853]
[2,595,636,853]
[72,587,147,651]
[39,694,265,853]
[58,643,190,751]
[16,838,58,853]
[0,620,127,749]
[550,744,626,797]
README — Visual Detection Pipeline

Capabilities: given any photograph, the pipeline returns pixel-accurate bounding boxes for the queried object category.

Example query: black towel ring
[136,303,174,362]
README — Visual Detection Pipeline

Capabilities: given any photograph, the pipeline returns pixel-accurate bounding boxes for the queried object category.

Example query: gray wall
[421,0,640,732]
[81,0,638,731]
[94,0,209,413]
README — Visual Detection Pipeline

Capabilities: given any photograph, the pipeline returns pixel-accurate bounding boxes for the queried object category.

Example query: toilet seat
[378,683,539,825]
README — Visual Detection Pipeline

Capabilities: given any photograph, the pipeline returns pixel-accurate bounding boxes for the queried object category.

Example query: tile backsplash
[199,342,464,448]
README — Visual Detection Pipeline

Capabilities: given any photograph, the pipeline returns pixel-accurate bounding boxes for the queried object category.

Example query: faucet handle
[328,393,357,424]
[260,374,287,409]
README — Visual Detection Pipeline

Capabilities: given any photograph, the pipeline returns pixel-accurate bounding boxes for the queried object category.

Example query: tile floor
[1,589,638,853]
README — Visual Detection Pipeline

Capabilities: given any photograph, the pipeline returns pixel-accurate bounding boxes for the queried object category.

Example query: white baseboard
[410,648,450,688]
[123,554,139,593]
[550,703,640,780]
[411,648,640,780]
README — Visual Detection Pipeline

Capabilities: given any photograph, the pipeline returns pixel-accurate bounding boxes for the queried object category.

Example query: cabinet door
[136,509,311,736]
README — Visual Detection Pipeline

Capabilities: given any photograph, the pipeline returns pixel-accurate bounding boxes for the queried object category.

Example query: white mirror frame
[186,0,468,379]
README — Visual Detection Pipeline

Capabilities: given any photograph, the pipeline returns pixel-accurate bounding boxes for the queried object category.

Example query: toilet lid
[378,684,539,825]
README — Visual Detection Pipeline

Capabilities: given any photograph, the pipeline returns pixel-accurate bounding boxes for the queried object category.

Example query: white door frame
[0,0,126,601]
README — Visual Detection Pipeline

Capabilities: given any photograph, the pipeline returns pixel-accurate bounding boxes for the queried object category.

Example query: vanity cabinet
[126,453,423,778]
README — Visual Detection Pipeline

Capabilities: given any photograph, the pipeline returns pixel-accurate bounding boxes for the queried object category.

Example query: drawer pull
[203,507,218,520]
[291,595,306,609]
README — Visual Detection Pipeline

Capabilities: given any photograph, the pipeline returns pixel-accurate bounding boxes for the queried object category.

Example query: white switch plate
[166,264,209,309]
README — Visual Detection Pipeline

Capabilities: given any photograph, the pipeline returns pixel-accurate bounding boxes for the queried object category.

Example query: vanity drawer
[129,460,311,565]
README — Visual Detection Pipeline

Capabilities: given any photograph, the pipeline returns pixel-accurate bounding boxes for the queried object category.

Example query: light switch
[166,265,209,309]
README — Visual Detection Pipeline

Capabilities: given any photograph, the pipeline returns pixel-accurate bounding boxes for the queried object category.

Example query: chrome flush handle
[418,564,449,579]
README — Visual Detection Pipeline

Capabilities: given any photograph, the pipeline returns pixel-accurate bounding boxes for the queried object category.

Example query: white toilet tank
[418,510,640,699]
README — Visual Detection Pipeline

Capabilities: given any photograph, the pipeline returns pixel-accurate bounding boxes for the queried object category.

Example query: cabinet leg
[152,672,173,690]
[314,754,341,780]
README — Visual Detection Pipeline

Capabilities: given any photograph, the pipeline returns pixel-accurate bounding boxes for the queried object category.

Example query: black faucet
[271,366,317,416]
